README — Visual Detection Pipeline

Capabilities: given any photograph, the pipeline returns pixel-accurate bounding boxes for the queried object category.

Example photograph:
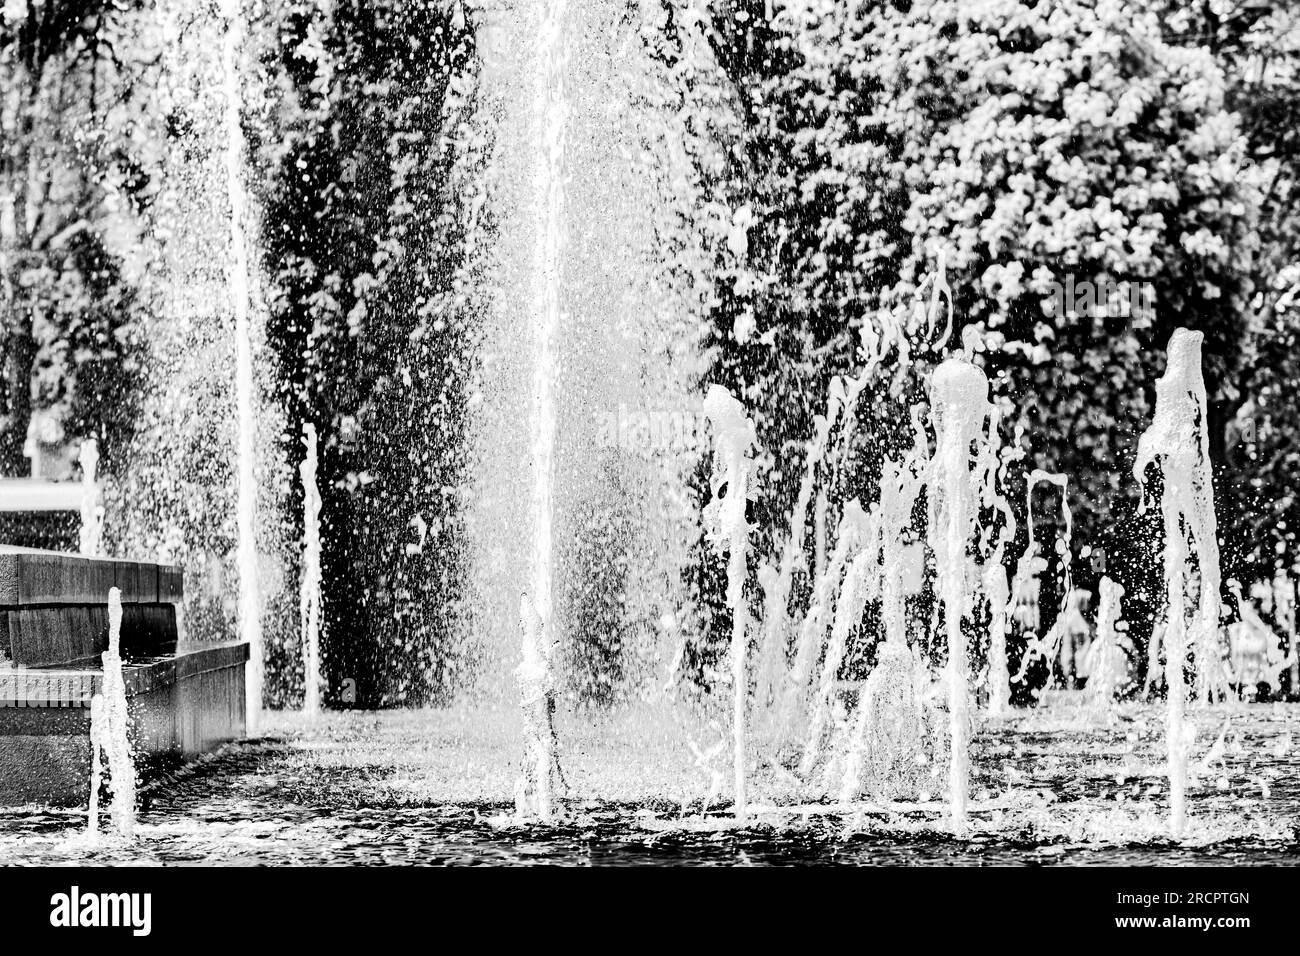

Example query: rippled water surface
[0,704,1296,865]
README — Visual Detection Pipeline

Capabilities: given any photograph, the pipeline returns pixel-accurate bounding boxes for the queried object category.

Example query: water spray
[1134,328,1223,836]
[87,587,135,838]
[703,384,757,820]
[220,0,263,734]
[301,423,324,717]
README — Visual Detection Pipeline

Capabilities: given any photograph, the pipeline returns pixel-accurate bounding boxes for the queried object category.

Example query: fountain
[1084,576,1127,714]
[77,440,102,558]
[300,424,323,716]
[514,0,570,822]
[1013,470,1075,693]
[838,454,930,804]
[0,0,1298,871]
[220,0,263,735]
[87,588,135,838]
[927,357,1000,831]
[1133,328,1224,836]
[702,384,757,820]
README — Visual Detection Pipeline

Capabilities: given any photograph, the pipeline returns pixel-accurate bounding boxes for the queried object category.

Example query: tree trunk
[1,55,36,478]
[0,311,35,476]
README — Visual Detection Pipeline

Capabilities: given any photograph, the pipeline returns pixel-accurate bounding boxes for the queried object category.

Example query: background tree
[671,0,1263,688]
[0,0,152,481]
[262,0,485,706]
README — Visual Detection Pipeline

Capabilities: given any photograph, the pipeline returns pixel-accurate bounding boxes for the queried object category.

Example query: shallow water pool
[0,704,1295,865]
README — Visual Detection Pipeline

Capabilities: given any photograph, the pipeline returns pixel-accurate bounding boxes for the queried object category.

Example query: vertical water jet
[929,358,995,832]
[1134,327,1222,836]
[515,0,570,820]
[87,588,135,838]
[300,423,323,717]
[220,0,262,733]
[78,439,102,558]
[703,385,756,820]
[1085,576,1125,714]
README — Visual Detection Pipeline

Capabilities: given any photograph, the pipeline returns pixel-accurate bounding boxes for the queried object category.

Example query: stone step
[0,546,183,607]
[0,641,248,806]
[0,641,248,708]
[0,547,185,668]
[1,604,178,668]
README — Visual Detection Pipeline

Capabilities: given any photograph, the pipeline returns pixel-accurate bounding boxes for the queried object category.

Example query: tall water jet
[87,588,135,838]
[929,358,995,832]
[703,385,757,820]
[78,439,102,558]
[515,0,569,820]
[1134,327,1223,836]
[220,0,262,733]
[300,423,323,716]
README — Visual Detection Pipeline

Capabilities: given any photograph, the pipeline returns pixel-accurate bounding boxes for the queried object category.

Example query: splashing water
[1012,469,1075,689]
[87,588,136,839]
[1085,576,1127,716]
[220,0,263,734]
[8,5,1292,866]
[982,426,1021,716]
[699,253,1014,830]
[702,384,758,820]
[839,454,931,803]
[1134,328,1224,836]
[515,0,570,820]
[928,358,999,832]
[515,592,560,818]
[755,380,846,725]
[300,423,324,717]
[78,439,102,557]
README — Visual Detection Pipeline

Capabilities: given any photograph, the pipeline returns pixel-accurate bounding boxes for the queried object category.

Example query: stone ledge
[1,602,179,668]
[0,641,247,806]
[0,546,183,607]
[0,547,186,668]
[0,642,248,709]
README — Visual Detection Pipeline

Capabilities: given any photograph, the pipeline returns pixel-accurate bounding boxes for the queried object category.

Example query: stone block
[112,559,141,604]
[158,565,184,604]
[0,548,184,609]
[6,607,104,668]
[0,642,246,804]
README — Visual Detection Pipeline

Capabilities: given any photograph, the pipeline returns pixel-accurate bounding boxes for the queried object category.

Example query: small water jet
[87,587,135,839]
[515,592,561,819]
[1012,469,1075,692]
[1084,576,1127,715]
[839,454,931,803]
[756,381,846,722]
[781,497,870,744]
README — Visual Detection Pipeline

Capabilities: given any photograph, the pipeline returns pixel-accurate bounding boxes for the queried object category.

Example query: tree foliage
[262,0,484,705]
